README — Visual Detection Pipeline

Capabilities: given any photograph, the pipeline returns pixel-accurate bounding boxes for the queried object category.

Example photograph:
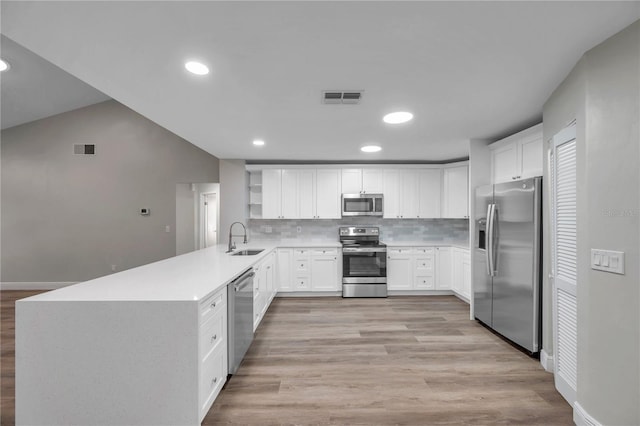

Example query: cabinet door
[341,169,362,193]
[417,169,441,218]
[310,255,339,291]
[280,170,299,219]
[276,249,293,292]
[435,247,452,290]
[452,248,464,294]
[491,144,518,183]
[519,136,543,179]
[262,169,282,219]
[383,170,401,219]
[315,169,341,219]
[462,251,471,300]
[362,169,384,193]
[442,166,468,218]
[387,249,413,290]
[400,170,419,218]
[297,169,315,219]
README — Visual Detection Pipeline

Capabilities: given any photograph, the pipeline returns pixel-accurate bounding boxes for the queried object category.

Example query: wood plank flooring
[1,292,572,425]
[204,296,572,425]
[1,290,43,426]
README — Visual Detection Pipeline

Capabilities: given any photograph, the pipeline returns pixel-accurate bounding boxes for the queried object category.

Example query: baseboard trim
[540,348,554,372]
[574,402,601,426]
[0,282,77,290]
[388,290,454,296]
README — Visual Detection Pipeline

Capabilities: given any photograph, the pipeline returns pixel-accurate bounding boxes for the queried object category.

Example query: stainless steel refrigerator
[474,177,542,353]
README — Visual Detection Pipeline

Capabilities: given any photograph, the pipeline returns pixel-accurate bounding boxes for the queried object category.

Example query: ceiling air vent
[73,144,96,155]
[322,90,363,105]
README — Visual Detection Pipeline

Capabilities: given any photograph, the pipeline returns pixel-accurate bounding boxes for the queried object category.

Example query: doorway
[202,192,218,248]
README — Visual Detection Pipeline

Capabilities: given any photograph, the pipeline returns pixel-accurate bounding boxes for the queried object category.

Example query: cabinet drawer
[388,247,413,255]
[312,248,338,256]
[415,276,435,289]
[293,249,311,258]
[199,309,225,361]
[415,247,434,255]
[295,259,310,274]
[199,287,226,325]
[199,346,226,417]
[415,256,434,272]
[294,277,310,290]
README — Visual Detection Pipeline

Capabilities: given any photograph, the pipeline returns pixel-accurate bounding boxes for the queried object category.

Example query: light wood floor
[1,292,572,425]
[205,296,572,425]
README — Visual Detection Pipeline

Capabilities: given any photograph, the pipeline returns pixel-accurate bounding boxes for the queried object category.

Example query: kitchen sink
[231,249,264,256]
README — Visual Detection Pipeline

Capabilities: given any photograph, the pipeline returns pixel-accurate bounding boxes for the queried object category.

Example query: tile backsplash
[248,218,469,245]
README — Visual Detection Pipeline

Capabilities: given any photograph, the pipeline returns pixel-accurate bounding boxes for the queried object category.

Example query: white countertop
[20,242,278,303]
[20,239,467,304]
[383,241,469,250]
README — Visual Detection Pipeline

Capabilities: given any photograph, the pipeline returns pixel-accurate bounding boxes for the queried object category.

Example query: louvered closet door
[551,124,577,406]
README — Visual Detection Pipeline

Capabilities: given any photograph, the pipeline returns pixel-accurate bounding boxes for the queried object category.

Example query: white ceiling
[1,2,639,161]
[0,35,109,130]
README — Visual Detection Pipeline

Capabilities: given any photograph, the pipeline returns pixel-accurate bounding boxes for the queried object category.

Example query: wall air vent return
[322,90,363,104]
[73,144,96,155]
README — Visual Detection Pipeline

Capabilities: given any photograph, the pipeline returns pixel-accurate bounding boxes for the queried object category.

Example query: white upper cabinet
[315,169,341,219]
[261,168,341,219]
[362,169,384,193]
[280,169,300,219]
[297,169,315,219]
[442,165,469,218]
[491,124,543,183]
[341,168,383,194]
[417,169,442,218]
[262,169,283,219]
[254,164,467,220]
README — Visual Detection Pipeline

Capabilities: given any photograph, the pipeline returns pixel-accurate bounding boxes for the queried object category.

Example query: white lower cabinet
[310,248,340,291]
[254,251,276,331]
[198,286,227,421]
[388,247,437,290]
[435,247,452,290]
[387,248,414,290]
[452,247,471,301]
[276,247,341,293]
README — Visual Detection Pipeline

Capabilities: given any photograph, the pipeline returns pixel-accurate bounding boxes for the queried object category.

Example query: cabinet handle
[211,377,218,387]
[211,334,217,343]
[211,302,216,308]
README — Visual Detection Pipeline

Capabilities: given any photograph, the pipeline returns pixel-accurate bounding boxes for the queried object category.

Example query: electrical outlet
[165,225,171,233]
[297,226,302,233]
[264,225,272,233]
[111,265,117,272]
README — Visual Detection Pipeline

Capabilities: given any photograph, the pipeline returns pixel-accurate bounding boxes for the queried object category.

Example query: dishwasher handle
[231,269,255,292]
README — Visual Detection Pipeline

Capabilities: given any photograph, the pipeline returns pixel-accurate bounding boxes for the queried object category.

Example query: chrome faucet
[227,222,248,253]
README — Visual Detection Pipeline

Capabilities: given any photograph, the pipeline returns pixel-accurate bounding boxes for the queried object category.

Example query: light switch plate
[591,249,624,274]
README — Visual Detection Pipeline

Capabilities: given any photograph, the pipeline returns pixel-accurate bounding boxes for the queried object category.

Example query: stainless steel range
[340,226,387,298]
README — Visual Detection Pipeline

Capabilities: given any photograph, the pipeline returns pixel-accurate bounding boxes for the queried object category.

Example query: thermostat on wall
[140,208,150,216]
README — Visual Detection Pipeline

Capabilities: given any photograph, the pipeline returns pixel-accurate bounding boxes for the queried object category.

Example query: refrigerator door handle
[492,205,499,275]
[486,203,495,277]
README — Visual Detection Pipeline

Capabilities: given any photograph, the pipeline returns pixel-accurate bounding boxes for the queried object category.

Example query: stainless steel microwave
[341,193,383,217]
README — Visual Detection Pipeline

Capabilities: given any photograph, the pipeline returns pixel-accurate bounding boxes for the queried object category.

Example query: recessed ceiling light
[361,145,382,153]
[0,59,10,72]
[253,139,265,146]
[184,61,209,75]
[383,111,413,124]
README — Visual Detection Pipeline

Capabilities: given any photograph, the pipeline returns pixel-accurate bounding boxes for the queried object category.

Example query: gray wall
[1,100,219,283]
[543,20,639,425]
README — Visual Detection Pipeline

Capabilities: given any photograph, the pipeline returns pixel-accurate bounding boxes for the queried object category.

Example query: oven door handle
[342,248,387,254]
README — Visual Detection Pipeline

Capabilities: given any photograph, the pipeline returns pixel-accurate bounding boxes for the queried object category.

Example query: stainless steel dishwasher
[227,268,254,375]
